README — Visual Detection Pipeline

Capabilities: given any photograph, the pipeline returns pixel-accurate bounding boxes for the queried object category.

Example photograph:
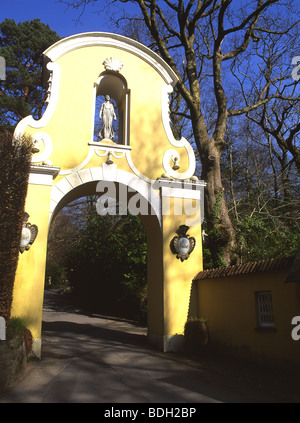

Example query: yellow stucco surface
[162,197,203,336]
[24,44,189,181]
[12,184,52,339]
[197,271,300,364]
[12,33,202,354]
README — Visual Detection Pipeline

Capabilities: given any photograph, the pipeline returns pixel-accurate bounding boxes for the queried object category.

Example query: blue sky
[1,0,126,38]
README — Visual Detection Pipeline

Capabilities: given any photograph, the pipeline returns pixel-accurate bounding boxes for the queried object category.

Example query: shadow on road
[41,290,300,403]
[1,290,300,403]
[43,289,145,326]
[42,320,147,349]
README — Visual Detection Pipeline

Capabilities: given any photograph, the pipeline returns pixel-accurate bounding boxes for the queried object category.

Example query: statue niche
[93,72,130,145]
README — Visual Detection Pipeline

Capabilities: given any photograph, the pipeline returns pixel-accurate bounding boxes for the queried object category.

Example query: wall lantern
[170,225,196,262]
[20,213,38,253]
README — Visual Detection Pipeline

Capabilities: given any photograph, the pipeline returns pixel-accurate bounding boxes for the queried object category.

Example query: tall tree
[0,19,60,131]
[229,12,300,178]
[62,0,300,266]
[0,19,60,320]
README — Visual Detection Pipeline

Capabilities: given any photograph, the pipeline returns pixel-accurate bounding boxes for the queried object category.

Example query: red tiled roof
[193,255,295,281]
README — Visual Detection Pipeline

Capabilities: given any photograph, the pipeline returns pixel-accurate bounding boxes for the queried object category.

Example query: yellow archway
[12,32,205,357]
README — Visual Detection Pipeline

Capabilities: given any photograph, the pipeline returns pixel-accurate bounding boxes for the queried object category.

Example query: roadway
[0,290,299,404]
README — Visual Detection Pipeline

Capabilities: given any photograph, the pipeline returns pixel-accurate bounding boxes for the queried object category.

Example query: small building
[192,252,300,366]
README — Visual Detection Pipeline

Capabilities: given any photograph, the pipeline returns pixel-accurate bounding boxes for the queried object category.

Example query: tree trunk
[188,103,237,267]
[199,134,238,267]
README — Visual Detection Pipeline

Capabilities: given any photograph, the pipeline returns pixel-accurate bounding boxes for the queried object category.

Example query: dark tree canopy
[0,18,61,131]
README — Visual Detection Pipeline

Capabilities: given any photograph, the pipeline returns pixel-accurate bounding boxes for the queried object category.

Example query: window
[255,291,274,328]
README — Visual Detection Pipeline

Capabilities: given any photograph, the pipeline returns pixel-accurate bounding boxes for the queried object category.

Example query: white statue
[99,95,117,140]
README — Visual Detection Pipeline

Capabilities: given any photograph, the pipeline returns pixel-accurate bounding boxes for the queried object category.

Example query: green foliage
[213,193,223,220]
[64,211,148,322]
[0,131,32,323]
[6,317,33,355]
[221,120,300,266]
[235,215,300,263]
[206,227,228,269]
[204,193,229,269]
[45,262,67,289]
[203,247,215,270]
[0,19,60,131]
[7,317,27,339]
[0,19,59,322]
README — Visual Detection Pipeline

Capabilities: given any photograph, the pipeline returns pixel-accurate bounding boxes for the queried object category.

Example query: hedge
[0,130,32,324]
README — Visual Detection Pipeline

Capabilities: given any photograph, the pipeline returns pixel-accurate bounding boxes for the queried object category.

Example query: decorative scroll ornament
[170,225,196,262]
[20,213,38,253]
[103,57,123,72]
[31,132,53,164]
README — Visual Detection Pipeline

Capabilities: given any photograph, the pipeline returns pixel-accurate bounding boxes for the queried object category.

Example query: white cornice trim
[30,164,60,176]
[43,32,178,86]
[29,165,60,186]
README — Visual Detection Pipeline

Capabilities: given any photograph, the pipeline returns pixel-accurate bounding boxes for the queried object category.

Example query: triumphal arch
[12,32,205,357]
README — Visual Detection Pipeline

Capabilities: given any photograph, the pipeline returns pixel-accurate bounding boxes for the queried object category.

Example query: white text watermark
[0,316,6,340]
[0,56,6,81]
[292,56,300,81]
[95,180,203,226]
[104,407,197,420]
[291,316,300,341]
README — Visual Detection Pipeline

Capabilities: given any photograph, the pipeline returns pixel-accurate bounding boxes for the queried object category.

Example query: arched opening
[46,178,163,335]
[46,198,148,321]
[92,72,130,145]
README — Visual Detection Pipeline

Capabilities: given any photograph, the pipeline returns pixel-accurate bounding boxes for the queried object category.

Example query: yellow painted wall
[162,197,203,338]
[196,271,300,364]
[11,33,202,355]
[11,183,53,343]
[25,43,190,181]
